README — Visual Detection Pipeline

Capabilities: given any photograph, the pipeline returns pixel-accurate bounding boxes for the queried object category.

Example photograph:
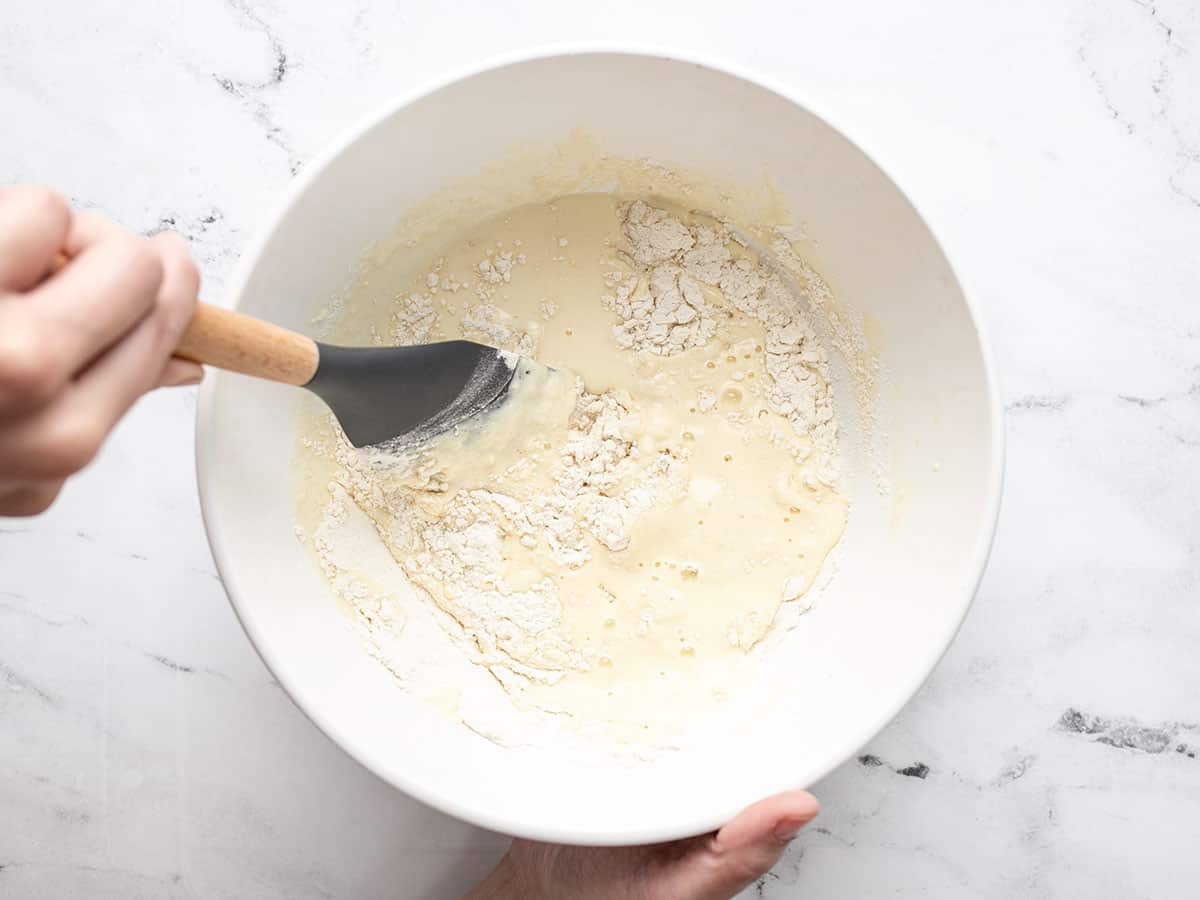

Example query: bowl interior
[197,51,1001,844]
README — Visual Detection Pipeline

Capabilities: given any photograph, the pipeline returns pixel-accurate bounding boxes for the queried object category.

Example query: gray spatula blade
[304,340,517,448]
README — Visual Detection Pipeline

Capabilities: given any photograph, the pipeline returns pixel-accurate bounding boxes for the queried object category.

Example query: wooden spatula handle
[176,302,319,386]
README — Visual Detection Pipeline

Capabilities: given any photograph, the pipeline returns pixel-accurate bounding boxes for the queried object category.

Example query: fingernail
[772,816,813,843]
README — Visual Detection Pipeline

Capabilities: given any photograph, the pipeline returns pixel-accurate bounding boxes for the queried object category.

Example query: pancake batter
[299,195,847,745]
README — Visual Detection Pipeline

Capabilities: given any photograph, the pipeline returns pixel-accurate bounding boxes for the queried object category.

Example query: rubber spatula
[176,302,517,448]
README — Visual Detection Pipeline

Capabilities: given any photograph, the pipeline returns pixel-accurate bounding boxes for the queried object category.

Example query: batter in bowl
[298,194,848,748]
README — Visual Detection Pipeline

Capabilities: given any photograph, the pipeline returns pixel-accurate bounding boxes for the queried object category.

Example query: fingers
[0,227,201,482]
[0,376,113,481]
[146,230,201,382]
[0,215,165,416]
[0,185,71,291]
[663,791,820,900]
[0,309,168,480]
[22,214,165,401]
[79,304,175,423]
[709,791,819,895]
[61,231,199,448]
[482,793,820,900]
[712,790,820,853]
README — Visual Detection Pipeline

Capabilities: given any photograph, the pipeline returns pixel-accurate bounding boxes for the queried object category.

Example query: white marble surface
[2,0,1199,897]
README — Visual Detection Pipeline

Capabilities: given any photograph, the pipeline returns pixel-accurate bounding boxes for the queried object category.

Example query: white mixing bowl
[196,48,1003,844]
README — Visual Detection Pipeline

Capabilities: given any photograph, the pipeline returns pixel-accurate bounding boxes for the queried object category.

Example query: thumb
[666,791,820,900]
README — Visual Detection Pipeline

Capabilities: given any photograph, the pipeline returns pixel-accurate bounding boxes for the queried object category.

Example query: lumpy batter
[299,195,848,744]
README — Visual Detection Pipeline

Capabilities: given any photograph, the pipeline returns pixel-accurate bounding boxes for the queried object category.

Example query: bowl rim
[195,42,1006,844]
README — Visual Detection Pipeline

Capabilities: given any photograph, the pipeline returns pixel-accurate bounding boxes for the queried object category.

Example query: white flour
[615,201,839,482]
[301,197,848,751]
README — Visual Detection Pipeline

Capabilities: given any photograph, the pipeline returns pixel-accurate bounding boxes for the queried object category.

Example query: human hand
[0,185,202,516]
[464,790,818,900]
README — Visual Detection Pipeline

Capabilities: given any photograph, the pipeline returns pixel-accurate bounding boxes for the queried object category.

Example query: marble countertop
[2,0,1198,897]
